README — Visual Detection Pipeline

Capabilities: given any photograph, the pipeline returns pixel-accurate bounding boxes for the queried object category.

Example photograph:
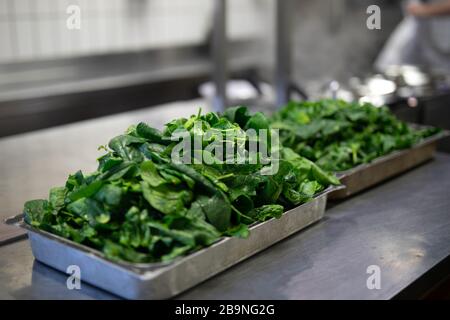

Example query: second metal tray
[15,185,342,299]
[329,129,449,200]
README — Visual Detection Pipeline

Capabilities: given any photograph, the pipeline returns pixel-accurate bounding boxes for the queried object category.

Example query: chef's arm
[407,0,450,17]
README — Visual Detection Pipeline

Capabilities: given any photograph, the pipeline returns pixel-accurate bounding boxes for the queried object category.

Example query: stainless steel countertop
[1,100,450,299]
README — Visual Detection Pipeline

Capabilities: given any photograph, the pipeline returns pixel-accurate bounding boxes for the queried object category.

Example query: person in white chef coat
[375,0,450,73]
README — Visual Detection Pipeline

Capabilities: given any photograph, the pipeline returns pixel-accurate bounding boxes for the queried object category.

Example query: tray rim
[334,127,449,179]
[10,184,344,275]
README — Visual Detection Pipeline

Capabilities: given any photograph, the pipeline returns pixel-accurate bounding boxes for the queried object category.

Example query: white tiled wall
[0,0,269,63]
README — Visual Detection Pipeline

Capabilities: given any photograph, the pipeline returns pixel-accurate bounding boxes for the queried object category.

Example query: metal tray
[329,129,449,200]
[10,185,342,299]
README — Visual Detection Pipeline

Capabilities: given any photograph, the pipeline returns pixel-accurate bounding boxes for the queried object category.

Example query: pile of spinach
[24,107,339,263]
[271,99,441,172]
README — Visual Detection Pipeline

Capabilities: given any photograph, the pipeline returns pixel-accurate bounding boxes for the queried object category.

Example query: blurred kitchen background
[0,0,449,150]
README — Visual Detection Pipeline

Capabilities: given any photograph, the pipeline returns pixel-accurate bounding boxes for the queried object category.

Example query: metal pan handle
[4,214,25,226]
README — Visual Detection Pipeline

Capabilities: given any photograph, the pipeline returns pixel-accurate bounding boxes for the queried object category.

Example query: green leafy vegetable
[23,107,338,263]
[271,99,441,171]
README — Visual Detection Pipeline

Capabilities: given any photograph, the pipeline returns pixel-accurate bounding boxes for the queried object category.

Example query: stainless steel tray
[329,128,449,200]
[11,185,342,299]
